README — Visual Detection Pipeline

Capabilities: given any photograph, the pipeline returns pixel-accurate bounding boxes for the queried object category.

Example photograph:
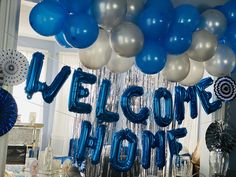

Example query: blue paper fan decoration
[0,88,18,137]
[214,76,236,102]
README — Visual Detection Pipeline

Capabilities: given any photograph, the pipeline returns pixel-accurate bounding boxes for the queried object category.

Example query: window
[51,52,81,156]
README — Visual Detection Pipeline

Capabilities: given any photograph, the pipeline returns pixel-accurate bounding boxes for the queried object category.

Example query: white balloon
[110,22,144,58]
[93,0,127,29]
[204,44,236,77]
[161,54,190,82]
[107,52,134,73]
[180,59,204,86]
[79,29,112,70]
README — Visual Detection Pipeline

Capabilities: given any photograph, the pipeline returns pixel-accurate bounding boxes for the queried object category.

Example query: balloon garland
[0,88,18,137]
[29,0,236,82]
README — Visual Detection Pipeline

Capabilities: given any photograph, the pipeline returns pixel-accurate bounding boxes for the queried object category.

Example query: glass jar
[172,153,193,177]
[209,149,229,177]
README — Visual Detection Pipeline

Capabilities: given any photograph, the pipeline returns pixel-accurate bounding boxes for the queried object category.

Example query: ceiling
[19,0,229,41]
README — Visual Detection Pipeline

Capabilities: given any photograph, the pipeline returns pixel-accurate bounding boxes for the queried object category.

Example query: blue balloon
[77,121,106,165]
[110,129,137,172]
[196,77,222,114]
[174,86,198,125]
[218,1,236,23]
[167,128,187,156]
[25,52,71,103]
[218,36,227,45]
[141,130,166,169]
[29,1,66,36]
[173,4,200,32]
[68,68,97,114]
[121,86,149,125]
[145,0,174,22]
[225,22,236,52]
[164,25,192,54]
[153,88,173,127]
[68,138,79,163]
[63,14,99,49]
[137,7,171,39]
[59,0,92,14]
[42,66,71,103]
[141,131,155,169]
[55,31,72,48]
[232,65,236,73]
[96,79,119,123]
[25,52,45,99]
[135,40,167,74]
[155,131,166,169]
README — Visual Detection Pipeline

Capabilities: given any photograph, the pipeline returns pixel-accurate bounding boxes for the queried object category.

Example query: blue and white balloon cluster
[29,0,236,82]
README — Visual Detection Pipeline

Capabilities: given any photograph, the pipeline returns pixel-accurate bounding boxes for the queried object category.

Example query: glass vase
[172,153,193,177]
[209,149,229,177]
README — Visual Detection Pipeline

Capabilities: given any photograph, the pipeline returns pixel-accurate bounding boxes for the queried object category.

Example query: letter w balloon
[25,52,71,103]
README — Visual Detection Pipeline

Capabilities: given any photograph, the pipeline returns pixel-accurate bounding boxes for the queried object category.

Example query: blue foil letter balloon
[121,86,149,125]
[196,77,222,114]
[77,121,106,165]
[96,79,119,123]
[167,128,187,156]
[68,68,97,114]
[174,86,198,124]
[110,129,138,172]
[25,52,71,103]
[141,130,165,169]
[68,138,79,163]
[153,88,173,127]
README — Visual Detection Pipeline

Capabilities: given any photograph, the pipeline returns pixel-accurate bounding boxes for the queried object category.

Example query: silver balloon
[161,54,190,82]
[200,9,227,39]
[111,22,144,57]
[107,52,134,73]
[126,0,145,21]
[180,59,204,86]
[79,29,112,70]
[187,29,218,62]
[204,44,236,77]
[93,0,127,29]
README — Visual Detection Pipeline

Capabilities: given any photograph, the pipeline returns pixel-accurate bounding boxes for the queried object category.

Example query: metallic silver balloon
[200,9,227,39]
[187,29,218,62]
[107,52,134,73]
[79,29,112,70]
[110,22,144,57]
[180,59,204,86]
[161,54,190,82]
[204,44,236,77]
[93,0,127,29]
[126,0,145,21]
